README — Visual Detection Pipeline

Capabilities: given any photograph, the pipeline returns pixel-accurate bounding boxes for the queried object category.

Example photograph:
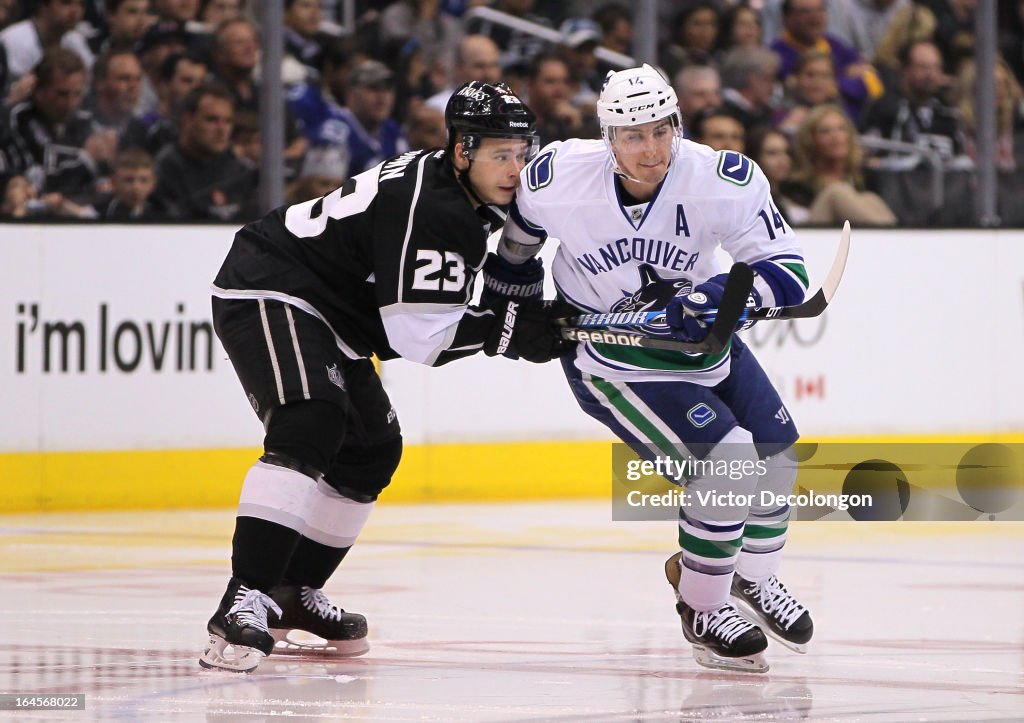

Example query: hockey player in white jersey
[494,64,814,673]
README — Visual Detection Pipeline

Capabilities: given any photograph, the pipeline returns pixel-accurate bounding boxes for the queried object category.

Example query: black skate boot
[665,553,769,673]
[199,576,283,672]
[268,585,369,656]
[731,574,813,653]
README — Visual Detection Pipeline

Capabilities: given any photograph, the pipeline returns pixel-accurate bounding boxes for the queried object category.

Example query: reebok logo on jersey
[496,301,518,355]
[564,329,642,346]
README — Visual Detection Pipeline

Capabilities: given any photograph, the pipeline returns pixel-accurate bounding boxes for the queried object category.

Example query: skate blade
[732,597,809,655]
[692,643,769,674]
[270,628,370,657]
[198,634,265,673]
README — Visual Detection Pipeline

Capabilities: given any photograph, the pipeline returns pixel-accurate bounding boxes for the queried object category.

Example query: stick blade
[821,220,851,303]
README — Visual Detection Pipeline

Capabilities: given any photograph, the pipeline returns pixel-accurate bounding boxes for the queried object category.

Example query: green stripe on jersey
[678,529,743,559]
[592,341,731,372]
[743,521,789,539]
[589,377,678,458]
[781,262,809,289]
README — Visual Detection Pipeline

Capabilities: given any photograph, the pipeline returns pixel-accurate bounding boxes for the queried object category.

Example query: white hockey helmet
[596,64,683,182]
[597,63,683,138]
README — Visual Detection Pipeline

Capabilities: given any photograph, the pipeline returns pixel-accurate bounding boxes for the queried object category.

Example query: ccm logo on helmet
[629,103,655,112]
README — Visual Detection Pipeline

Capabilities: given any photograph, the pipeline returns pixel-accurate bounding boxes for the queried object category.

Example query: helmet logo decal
[456,85,489,101]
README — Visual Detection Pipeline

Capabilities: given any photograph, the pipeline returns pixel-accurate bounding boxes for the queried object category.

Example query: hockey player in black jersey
[200,81,573,672]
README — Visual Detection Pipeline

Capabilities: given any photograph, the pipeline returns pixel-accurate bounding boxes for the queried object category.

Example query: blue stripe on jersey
[554,280,601,313]
[583,343,731,375]
[509,202,547,239]
[678,515,746,533]
[751,258,806,307]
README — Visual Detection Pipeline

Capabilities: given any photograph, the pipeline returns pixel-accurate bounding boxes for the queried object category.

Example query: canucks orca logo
[611,264,692,337]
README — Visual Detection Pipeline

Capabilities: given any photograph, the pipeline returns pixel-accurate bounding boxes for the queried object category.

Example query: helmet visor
[462,133,541,165]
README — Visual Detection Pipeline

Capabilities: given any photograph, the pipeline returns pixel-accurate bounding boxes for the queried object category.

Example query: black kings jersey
[213,149,500,365]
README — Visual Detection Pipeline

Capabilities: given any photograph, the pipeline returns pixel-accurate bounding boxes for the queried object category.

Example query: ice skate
[731,574,813,653]
[268,585,369,656]
[199,577,283,672]
[665,553,769,673]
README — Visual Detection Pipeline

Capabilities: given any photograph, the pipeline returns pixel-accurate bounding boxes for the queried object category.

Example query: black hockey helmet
[445,81,539,161]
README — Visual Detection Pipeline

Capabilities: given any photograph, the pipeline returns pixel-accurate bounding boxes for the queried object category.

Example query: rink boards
[2,225,1023,511]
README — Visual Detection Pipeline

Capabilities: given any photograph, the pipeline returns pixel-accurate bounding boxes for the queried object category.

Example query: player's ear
[452,141,470,172]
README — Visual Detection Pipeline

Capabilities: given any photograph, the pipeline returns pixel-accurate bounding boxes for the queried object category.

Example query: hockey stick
[567,220,852,329]
[557,263,754,354]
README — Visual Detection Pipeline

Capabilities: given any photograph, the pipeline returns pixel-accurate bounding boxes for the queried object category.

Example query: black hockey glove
[480,251,545,307]
[484,298,577,363]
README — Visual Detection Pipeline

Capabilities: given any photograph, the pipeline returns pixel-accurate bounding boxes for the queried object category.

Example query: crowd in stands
[1,0,1022,226]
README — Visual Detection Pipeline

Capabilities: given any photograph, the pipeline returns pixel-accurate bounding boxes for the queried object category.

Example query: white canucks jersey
[503,138,808,384]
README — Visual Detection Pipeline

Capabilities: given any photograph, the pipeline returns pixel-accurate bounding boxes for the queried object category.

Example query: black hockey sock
[231,516,303,591]
[281,536,351,589]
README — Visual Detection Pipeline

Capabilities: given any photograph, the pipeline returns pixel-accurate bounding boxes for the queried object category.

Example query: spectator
[424,34,501,112]
[0,48,113,207]
[690,106,746,152]
[89,48,145,136]
[789,103,896,226]
[673,64,722,131]
[558,17,603,98]
[2,174,42,217]
[771,0,883,122]
[211,17,258,111]
[377,0,463,73]
[126,51,207,154]
[999,0,1024,87]
[94,148,172,219]
[953,57,1024,224]
[465,0,553,79]
[0,0,24,30]
[719,46,781,133]
[90,0,154,56]
[284,144,344,204]
[660,2,720,78]
[282,0,325,85]
[0,0,93,82]
[1,172,95,218]
[775,49,841,137]
[860,40,967,170]
[130,51,205,151]
[872,3,937,85]
[231,107,259,168]
[135,20,191,114]
[153,0,199,24]
[403,103,446,150]
[152,81,257,220]
[716,3,762,54]
[828,0,911,61]
[917,0,975,75]
[592,3,631,56]
[524,50,598,146]
[290,59,407,180]
[746,125,808,224]
[198,0,243,27]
